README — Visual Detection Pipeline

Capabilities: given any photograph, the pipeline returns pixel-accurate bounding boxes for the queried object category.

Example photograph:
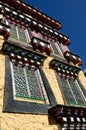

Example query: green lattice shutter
[58,76,85,105]
[10,24,17,39]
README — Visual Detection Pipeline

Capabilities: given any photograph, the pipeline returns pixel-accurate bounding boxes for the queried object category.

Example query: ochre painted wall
[0,38,60,130]
[0,38,86,130]
[79,71,86,90]
[43,57,64,105]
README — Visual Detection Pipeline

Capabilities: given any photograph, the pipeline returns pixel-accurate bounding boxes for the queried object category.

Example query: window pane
[69,80,85,104]
[13,65,28,97]
[57,74,85,106]
[4,56,57,113]
[10,24,17,39]
[58,76,76,104]
[18,27,27,43]
[77,79,86,97]
[51,43,60,55]
[26,68,44,100]
[10,62,49,103]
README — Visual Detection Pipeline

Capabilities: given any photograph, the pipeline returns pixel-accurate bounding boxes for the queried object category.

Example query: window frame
[3,56,57,114]
[8,20,30,44]
[56,72,86,106]
[50,41,63,57]
[11,62,49,104]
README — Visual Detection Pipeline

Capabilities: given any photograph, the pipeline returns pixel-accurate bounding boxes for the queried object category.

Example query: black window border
[3,56,57,114]
[55,71,86,106]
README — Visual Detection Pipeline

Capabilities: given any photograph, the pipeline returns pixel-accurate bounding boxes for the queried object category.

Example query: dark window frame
[3,56,57,114]
[50,41,63,57]
[9,22,29,43]
[55,72,86,106]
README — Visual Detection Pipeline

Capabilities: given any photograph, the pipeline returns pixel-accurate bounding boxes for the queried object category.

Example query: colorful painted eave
[0,1,71,45]
[1,0,61,30]
[64,51,83,66]
[49,59,81,71]
[2,41,47,68]
[48,104,86,129]
[49,59,81,80]
[0,20,10,40]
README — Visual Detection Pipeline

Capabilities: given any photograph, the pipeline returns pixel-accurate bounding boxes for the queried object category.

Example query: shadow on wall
[48,115,61,130]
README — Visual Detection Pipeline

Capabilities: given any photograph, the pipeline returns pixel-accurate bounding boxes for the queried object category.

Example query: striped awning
[64,51,83,66]
[48,104,86,130]
[2,42,47,69]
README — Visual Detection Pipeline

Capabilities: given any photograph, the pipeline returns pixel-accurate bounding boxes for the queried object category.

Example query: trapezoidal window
[49,59,86,107]
[9,21,30,43]
[4,56,56,114]
[11,62,49,104]
[50,42,63,57]
[57,74,86,106]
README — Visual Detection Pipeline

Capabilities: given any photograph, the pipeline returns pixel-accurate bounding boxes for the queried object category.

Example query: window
[57,75,86,106]
[51,42,63,57]
[11,62,49,104]
[49,59,86,106]
[4,56,57,114]
[9,22,30,43]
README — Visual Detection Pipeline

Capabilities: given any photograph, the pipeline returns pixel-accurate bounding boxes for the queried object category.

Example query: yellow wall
[0,38,60,130]
[0,38,86,130]
[79,70,86,90]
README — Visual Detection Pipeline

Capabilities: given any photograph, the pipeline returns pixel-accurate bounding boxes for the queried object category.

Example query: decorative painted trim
[48,104,86,129]
[0,0,61,30]
[57,33,70,45]
[49,59,81,80]
[2,42,47,68]
[0,21,10,40]
[31,37,52,55]
[56,73,86,105]
[64,51,83,66]
[0,2,70,45]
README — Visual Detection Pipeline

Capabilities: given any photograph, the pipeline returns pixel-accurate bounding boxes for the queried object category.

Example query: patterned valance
[64,51,83,66]
[49,59,81,80]
[1,0,61,30]
[2,42,47,69]
[48,104,86,130]
[31,37,52,55]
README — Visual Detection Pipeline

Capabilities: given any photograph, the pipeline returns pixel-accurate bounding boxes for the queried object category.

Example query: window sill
[7,37,32,50]
[50,53,67,62]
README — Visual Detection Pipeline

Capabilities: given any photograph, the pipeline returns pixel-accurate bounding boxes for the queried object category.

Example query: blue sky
[24,0,86,70]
